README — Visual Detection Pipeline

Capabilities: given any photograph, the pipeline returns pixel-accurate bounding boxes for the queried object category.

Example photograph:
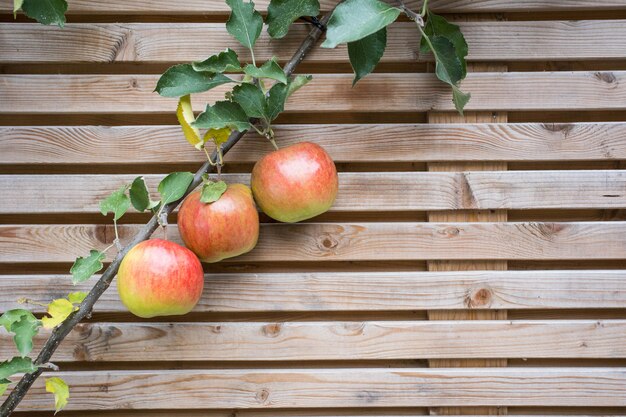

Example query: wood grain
[1,123,625,164]
[15,368,626,411]
[3,270,625,313]
[2,320,625,361]
[1,222,625,263]
[3,21,625,63]
[2,170,625,214]
[2,72,626,114]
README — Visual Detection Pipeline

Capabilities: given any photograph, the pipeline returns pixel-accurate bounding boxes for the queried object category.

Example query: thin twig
[398,0,424,26]
[0,9,334,417]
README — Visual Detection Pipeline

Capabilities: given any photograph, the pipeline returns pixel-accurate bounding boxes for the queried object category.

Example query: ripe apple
[251,142,338,223]
[177,183,259,263]
[117,238,204,318]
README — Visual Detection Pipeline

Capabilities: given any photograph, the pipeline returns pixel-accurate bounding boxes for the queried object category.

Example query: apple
[117,238,204,318]
[251,142,338,223]
[177,183,259,263]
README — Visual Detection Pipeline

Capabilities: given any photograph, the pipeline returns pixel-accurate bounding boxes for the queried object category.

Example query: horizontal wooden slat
[1,72,625,113]
[1,222,625,263]
[3,21,625,63]
[15,368,626,410]
[2,170,626,214]
[3,270,625,313]
[2,0,624,14]
[2,320,624,361]
[2,123,625,164]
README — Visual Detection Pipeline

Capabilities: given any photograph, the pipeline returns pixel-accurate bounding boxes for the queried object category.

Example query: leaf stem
[420,0,429,16]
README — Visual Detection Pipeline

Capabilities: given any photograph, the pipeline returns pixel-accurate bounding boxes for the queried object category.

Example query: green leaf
[0,357,37,380]
[266,0,320,39]
[192,48,242,73]
[321,0,400,48]
[420,12,468,78]
[158,172,194,207]
[99,185,130,221]
[429,36,463,86]
[13,0,24,18]
[232,83,267,119]
[244,58,287,84]
[266,82,289,122]
[42,298,76,329]
[155,64,232,98]
[286,74,312,98]
[0,309,41,357]
[193,101,251,132]
[200,181,228,203]
[70,250,104,285]
[0,379,9,396]
[225,0,263,50]
[20,0,67,27]
[348,27,386,86]
[67,291,88,305]
[46,377,69,414]
[452,85,471,115]
[129,176,158,212]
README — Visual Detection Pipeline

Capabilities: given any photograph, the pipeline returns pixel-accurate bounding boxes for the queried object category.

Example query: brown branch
[0,11,331,417]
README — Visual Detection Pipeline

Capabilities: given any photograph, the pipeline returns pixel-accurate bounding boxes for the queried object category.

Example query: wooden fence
[1,0,626,415]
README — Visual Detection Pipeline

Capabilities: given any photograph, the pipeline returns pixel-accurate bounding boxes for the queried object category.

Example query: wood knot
[317,234,338,250]
[256,388,270,404]
[595,71,617,85]
[129,78,139,88]
[211,325,222,334]
[262,323,282,338]
[439,226,460,237]
[466,287,493,308]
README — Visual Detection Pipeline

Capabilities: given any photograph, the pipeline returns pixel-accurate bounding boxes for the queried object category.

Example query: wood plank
[2,123,625,164]
[3,170,626,214]
[3,21,625,63]
[2,320,625,361]
[2,72,626,114]
[426,61,508,416]
[1,222,625,263]
[2,0,623,14]
[3,270,625,313]
[14,368,626,411]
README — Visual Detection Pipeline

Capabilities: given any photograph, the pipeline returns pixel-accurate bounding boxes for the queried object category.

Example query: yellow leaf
[176,95,202,147]
[203,127,231,147]
[67,291,88,305]
[41,299,75,329]
[46,377,69,414]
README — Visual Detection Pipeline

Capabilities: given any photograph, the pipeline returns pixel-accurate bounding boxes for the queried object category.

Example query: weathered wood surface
[0,122,626,165]
[2,72,626,113]
[2,123,625,164]
[16,368,626,411]
[3,270,625,313]
[2,0,624,14]
[2,222,625,263]
[3,21,625,63]
[2,170,625,214]
[2,320,625,361]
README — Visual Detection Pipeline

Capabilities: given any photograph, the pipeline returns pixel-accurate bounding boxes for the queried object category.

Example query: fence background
[1,0,626,415]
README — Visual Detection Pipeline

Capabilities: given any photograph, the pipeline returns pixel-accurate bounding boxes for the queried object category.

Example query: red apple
[117,239,204,318]
[177,183,259,263]
[251,142,338,223]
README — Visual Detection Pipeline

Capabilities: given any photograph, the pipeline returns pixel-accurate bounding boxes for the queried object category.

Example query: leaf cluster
[155,0,315,151]
[322,0,470,113]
